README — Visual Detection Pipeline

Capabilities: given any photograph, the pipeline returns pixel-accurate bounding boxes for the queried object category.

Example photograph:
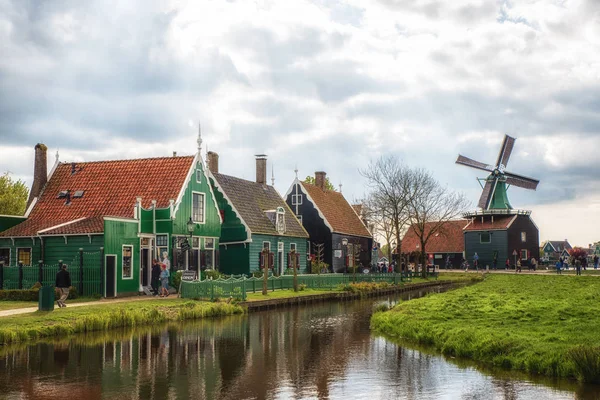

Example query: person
[576,257,582,276]
[388,262,393,273]
[160,264,170,297]
[151,259,161,296]
[162,251,171,270]
[492,256,498,270]
[445,255,451,270]
[582,256,588,271]
[594,255,599,270]
[462,258,469,271]
[516,259,522,273]
[473,253,479,271]
[555,260,562,274]
[531,257,537,272]
[55,264,71,308]
[505,258,510,271]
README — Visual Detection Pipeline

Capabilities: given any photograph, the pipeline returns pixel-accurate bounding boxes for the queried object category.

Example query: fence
[180,272,420,301]
[0,249,104,296]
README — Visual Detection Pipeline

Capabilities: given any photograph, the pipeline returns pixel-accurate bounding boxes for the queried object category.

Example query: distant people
[505,258,510,270]
[55,264,72,308]
[576,258,582,276]
[582,257,588,271]
[462,258,469,271]
[594,255,599,270]
[151,259,161,296]
[473,253,479,270]
[162,251,171,271]
[516,259,522,273]
[160,264,170,297]
[493,256,498,270]
[388,262,393,273]
[445,255,451,269]
[555,260,562,274]
[530,257,537,272]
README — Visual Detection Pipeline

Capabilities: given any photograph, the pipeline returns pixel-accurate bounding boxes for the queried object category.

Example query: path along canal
[0,285,597,399]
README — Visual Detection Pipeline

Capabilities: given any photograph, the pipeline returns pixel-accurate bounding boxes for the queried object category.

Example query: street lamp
[187,217,195,238]
[342,238,348,273]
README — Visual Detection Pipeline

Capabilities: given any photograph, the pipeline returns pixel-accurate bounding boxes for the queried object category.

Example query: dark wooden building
[285,171,372,273]
[463,210,539,268]
[401,220,468,268]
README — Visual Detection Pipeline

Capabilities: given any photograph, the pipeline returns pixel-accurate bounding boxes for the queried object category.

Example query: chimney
[27,143,48,208]
[255,155,267,184]
[208,151,219,174]
[315,171,326,190]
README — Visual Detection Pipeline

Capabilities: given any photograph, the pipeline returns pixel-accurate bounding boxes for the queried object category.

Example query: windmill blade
[504,171,539,190]
[477,179,497,210]
[456,155,494,173]
[496,135,516,169]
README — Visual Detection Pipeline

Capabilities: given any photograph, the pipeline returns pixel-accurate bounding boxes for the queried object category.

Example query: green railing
[180,272,417,301]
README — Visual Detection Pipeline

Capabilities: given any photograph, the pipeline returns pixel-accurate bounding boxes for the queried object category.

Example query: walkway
[0,295,178,318]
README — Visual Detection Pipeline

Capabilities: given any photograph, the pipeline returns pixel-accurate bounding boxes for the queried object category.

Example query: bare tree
[406,168,470,277]
[360,155,413,270]
[362,198,395,261]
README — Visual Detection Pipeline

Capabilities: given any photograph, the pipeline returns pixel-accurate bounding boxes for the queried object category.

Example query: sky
[1,0,599,247]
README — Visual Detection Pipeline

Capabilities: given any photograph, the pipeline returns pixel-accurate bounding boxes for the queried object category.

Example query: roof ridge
[57,155,195,165]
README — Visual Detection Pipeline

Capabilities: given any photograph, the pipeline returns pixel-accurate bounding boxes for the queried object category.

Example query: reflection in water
[0,289,596,399]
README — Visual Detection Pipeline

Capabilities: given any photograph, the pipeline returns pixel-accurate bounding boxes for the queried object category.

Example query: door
[106,255,116,298]
[141,249,149,286]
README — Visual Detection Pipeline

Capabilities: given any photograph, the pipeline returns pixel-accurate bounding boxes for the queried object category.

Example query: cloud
[0,0,599,246]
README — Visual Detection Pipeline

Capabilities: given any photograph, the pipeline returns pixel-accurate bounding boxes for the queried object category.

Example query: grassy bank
[0,299,244,345]
[371,274,600,382]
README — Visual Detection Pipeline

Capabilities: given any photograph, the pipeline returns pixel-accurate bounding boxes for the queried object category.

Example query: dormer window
[276,207,285,234]
[196,169,202,183]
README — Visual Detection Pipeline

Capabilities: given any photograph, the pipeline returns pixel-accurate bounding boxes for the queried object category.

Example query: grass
[371,274,600,383]
[245,289,333,301]
[0,299,244,346]
[0,297,101,311]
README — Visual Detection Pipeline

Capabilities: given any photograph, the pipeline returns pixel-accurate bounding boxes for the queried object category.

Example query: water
[0,287,598,399]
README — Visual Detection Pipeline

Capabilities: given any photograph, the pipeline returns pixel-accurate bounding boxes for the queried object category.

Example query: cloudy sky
[1,0,599,246]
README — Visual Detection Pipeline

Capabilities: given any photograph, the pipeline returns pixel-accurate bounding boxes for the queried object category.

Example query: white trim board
[295,180,334,233]
[208,170,251,239]
[37,217,87,234]
[104,216,138,224]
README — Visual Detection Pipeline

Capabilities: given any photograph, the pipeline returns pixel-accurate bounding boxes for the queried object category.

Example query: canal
[0,286,597,399]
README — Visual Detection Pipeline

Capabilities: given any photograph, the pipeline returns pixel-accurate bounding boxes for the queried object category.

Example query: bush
[172,271,183,292]
[0,289,40,301]
[311,260,330,274]
[204,269,222,280]
[298,283,307,291]
[341,282,391,294]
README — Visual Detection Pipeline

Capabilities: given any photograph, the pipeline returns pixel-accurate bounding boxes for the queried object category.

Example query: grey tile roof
[212,173,308,238]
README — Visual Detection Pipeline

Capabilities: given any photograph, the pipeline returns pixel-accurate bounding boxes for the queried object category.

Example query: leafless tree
[406,168,470,276]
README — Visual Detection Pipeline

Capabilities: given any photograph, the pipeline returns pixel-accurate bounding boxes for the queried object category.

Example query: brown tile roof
[463,215,517,231]
[401,220,468,254]
[1,156,195,237]
[301,182,371,238]
[211,173,308,238]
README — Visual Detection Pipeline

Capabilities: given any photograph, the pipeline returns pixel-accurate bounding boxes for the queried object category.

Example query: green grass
[0,297,101,311]
[0,299,244,345]
[371,274,600,382]
[245,289,333,301]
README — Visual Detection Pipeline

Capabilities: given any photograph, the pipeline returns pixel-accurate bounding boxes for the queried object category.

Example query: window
[205,238,215,249]
[156,234,168,261]
[296,214,303,224]
[521,249,528,260]
[196,169,202,183]
[122,245,133,279]
[290,243,296,252]
[276,207,285,234]
[263,241,270,251]
[292,194,303,205]
[480,233,491,244]
[192,237,200,248]
[0,248,9,266]
[17,248,31,266]
[192,192,205,223]
[521,232,527,242]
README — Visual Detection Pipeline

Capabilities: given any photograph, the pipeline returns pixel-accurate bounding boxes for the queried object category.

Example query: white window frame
[297,214,303,224]
[0,248,10,266]
[122,244,134,280]
[196,169,202,183]
[155,233,169,260]
[276,207,285,234]
[521,232,527,243]
[278,242,284,274]
[205,238,215,249]
[192,237,200,249]
[520,249,528,260]
[191,191,206,224]
[480,233,491,244]
[17,247,32,266]
[292,194,303,205]
[290,243,296,252]
[263,241,271,251]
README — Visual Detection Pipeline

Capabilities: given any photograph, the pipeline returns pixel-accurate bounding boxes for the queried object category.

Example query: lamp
[187,217,195,238]
[342,238,348,246]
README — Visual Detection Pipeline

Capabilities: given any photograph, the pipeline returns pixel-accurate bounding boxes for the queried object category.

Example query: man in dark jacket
[55,264,71,308]
[151,259,161,296]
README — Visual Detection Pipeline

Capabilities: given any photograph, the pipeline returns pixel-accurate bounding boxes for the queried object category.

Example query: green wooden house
[206,152,309,275]
[0,134,221,296]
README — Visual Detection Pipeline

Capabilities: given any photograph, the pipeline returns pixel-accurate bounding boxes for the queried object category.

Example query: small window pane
[196,169,202,183]
[205,238,214,249]
[17,248,31,266]
[480,233,491,243]
[0,248,9,266]
[122,246,133,278]
[192,237,200,248]
[521,232,527,242]
[192,193,205,223]
[521,249,528,260]
[263,242,270,250]
[156,235,168,247]
[290,243,296,252]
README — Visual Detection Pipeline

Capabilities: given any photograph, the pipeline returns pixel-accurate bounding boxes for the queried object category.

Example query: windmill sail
[504,172,539,190]
[477,180,496,210]
[456,155,493,172]
[496,135,515,169]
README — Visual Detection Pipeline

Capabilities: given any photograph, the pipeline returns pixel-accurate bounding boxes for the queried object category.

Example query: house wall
[208,176,248,242]
[104,219,140,295]
[464,230,509,268]
[330,233,372,273]
[0,237,42,266]
[43,235,104,266]
[248,234,308,275]
[507,215,540,263]
[219,243,250,275]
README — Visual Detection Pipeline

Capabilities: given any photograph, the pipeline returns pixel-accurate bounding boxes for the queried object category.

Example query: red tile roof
[401,220,468,254]
[1,156,195,237]
[301,182,371,238]
[463,215,517,231]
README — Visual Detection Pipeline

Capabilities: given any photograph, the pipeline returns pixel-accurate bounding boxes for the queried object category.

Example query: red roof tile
[401,220,468,254]
[463,215,516,231]
[1,156,195,237]
[301,182,371,238]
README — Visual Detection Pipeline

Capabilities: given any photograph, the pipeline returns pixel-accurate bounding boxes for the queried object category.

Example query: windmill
[456,134,539,211]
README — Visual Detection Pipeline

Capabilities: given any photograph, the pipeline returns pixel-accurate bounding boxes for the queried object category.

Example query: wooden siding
[104,219,140,295]
[209,176,248,243]
[248,234,308,274]
[464,230,509,268]
[331,233,372,273]
[0,237,41,266]
[43,235,104,266]
[507,215,540,263]
[219,243,250,275]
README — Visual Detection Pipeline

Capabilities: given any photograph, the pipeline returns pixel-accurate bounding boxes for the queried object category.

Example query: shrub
[311,260,330,274]
[298,283,307,291]
[172,271,183,292]
[0,289,40,301]
[204,269,222,280]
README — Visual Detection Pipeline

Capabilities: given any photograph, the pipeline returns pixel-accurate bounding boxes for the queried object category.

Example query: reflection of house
[401,220,467,267]
[285,171,372,272]
[207,153,308,276]
[0,134,221,296]
[541,240,572,261]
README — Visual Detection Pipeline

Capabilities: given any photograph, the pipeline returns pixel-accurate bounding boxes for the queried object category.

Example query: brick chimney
[315,171,326,190]
[208,151,219,174]
[27,143,48,208]
[255,155,267,185]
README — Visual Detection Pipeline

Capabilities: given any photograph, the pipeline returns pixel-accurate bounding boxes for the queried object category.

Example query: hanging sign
[181,270,197,282]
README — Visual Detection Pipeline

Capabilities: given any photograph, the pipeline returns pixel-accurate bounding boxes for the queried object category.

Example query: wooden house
[207,153,309,276]
[463,211,539,267]
[285,172,373,273]
[0,135,222,296]
[401,220,468,268]
[541,240,572,262]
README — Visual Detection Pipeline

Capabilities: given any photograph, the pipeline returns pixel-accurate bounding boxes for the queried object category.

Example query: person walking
[555,260,562,274]
[473,253,479,271]
[493,255,498,270]
[505,258,510,271]
[582,256,588,271]
[594,255,599,270]
[531,257,537,272]
[160,264,170,297]
[576,257,582,276]
[162,251,171,270]
[151,259,161,296]
[516,259,522,273]
[55,264,71,308]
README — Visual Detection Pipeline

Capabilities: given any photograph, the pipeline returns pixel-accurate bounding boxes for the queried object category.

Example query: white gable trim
[104,216,138,223]
[296,181,334,232]
[505,214,519,229]
[349,202,372,238]
[173,154,199,216]
[202,163,223,224]
[208,170,251,239]
[24,198,37,218]
[37,217,87,234]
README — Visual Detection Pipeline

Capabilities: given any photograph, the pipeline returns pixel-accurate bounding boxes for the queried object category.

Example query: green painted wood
[104,219,140,295]
[0,216,27,233]
[219,244,249,275]
[43,235,104,266]
[0,237,42,266]
[464,230,508,268]
[208,176,248,242]
[249,234,307,274]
